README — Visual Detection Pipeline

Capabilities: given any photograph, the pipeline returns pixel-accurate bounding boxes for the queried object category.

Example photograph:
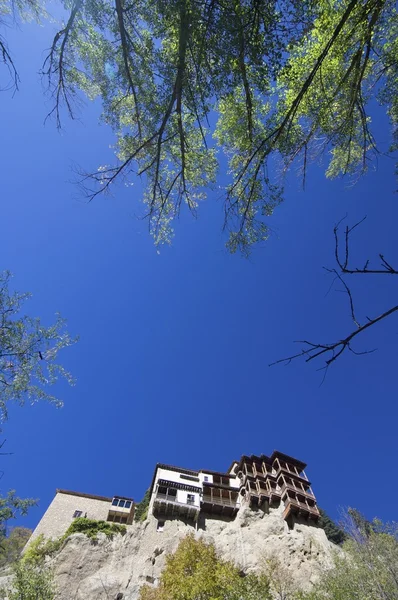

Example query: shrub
[65,517,126,539]
[318,508,347,545]
[0,560,55,600]
[134,489,150,522]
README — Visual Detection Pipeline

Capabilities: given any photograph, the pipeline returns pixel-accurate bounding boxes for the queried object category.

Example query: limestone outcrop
[44,503,337,599]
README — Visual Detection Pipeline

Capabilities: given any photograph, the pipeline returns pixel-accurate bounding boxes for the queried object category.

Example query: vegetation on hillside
[318,508,347,545]
[0,508,396,599]
[0,517,126,599]
[23,518,127,564]
[300,512,398,600]
[0,560,56,600]
[139,534,272,600]
[134,489,151,522]
[0,527,32,569]
[138,510,398,600]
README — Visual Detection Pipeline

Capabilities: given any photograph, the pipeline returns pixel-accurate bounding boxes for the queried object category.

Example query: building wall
[29,491,112,544]
[155,467,200,487]
[150,467,202,514]
[198,472,213,484]
[228,477,240,489]
[176,489,200,507]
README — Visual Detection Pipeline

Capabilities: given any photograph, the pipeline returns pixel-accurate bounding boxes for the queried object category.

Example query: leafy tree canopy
[0,493,36,542]
[0,560,55,600]
[0,527,32,568]
[1,0,397,253]
[300,512,398,600]
[318,508,347,545]
[139,534,272,600]
[0,271,76,423]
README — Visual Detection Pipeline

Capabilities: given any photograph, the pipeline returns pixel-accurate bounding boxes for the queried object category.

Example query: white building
[148,451,320,527]
[149,463,241,524]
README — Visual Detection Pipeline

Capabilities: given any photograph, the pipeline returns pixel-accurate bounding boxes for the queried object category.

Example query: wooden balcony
[283,498,319,521]
[274,464,310,484]
[153,493,200,521]
[280,482,316,500]
[201,494,240,517]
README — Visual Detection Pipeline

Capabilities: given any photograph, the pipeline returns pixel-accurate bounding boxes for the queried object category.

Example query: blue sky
[1,17,398,533]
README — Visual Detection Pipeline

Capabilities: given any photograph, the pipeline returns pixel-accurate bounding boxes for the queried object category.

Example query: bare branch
[270,303,398,369]
[0,36,19,92]
[42,0,83,128]
[334,216,398,275]
[272,216,398,372]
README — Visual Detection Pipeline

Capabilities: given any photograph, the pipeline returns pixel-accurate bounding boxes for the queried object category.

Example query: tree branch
[271,216,398,372]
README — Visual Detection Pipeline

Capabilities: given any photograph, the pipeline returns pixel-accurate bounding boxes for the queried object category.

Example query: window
[187,494,195,505]
[180,474,200,482]
[204,476,209,482]
[157,520,165,532]
[112,497,132,509]
[73,510,82,518]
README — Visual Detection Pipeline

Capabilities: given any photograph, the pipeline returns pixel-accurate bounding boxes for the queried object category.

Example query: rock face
[46,503,337,600]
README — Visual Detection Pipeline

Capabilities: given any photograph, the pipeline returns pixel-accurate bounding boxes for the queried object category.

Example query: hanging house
[28,449,319,545]
[149,450,319,524]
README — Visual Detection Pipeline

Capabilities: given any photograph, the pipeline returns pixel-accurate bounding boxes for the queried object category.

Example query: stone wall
[29,491,113,544]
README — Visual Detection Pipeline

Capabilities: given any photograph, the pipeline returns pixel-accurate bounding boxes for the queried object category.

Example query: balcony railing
[202,496,239,508]
[280,482,315,499]
[283,498,319,516]
[155,493,199,509]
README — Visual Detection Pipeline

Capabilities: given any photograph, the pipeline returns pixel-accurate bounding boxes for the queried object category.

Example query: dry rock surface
[38,504,338,600]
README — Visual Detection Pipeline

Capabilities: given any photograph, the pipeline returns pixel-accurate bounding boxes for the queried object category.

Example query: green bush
[318,508,347,545]
[65,517,126,539]
[0,560,55,600]
[23,519,126,566]
[22,535,62,566]
[134,489,150,522]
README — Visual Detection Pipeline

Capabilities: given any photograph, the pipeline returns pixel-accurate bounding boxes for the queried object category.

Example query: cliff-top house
[29,450,319,543]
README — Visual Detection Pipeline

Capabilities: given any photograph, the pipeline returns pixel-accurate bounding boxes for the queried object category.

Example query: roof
[150,451,308,495]
[56,489,134,503]
[199,469,236,478]
[231,451,307,473]
[149,463,200,494]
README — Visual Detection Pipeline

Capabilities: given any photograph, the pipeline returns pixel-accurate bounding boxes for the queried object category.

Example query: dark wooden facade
[201,483,239,517]
[234,452,320,522]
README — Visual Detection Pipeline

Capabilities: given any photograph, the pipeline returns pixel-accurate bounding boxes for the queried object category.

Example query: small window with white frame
[73,510,82,518]
[112,497,132,508]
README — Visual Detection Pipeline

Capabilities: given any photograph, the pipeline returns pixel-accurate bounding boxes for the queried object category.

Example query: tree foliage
[0,560,55,600]
[0,492,36,542]
[318,508,347,545]
[0,534,56,600]
[300,511,398,600]
[134,488,150,522]
[139,535,272,600]
[1,0,397,253]
[0,271,76,423]
[0,527,32,568]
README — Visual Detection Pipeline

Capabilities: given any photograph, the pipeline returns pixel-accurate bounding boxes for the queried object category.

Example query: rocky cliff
[45,503,337,600]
